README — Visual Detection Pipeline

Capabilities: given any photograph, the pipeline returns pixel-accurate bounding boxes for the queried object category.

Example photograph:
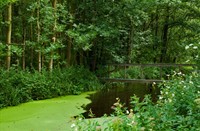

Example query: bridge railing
[99,63,197,83]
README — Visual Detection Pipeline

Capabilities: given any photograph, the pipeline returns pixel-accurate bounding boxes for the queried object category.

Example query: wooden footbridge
[99,63,197,83]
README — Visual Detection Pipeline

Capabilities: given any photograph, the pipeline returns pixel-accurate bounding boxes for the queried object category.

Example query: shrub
[72,72,200,131]
[0,66,102,108]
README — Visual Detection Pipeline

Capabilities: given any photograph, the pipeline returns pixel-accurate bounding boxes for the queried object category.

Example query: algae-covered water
[0,83,159,130]
[0,92,94,131]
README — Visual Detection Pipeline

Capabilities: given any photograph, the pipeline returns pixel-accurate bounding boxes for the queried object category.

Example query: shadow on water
[81,83,160,118]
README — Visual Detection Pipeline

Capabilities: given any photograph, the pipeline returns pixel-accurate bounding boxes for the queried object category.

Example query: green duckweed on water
[0,92,95,131]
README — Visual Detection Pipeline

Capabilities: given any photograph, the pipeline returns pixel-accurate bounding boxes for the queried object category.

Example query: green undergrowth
[0,66,102,108]
[73,72,200,131]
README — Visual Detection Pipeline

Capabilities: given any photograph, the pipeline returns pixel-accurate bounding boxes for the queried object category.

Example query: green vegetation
[0,67,101,108]
[0,92,94,131]
[73,72,200,131]
[0,0,199,70]
[0,0,200,130]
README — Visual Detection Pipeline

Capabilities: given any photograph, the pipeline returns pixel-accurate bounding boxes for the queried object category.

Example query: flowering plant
[71,72,200,131]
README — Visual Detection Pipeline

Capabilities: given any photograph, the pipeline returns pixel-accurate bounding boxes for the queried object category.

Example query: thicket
[72,72,200,131]
[0,67,102,108]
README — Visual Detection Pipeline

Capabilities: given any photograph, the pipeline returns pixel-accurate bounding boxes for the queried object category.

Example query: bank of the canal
[0,92,94,131]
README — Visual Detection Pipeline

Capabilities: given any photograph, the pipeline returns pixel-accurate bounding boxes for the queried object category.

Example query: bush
[72,72,200,131]
[0,66,102,108]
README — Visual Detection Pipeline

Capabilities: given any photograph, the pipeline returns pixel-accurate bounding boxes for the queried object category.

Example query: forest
[0,0,200,131]
[0,0,199,70]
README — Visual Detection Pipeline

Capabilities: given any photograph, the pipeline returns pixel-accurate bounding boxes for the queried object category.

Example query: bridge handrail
[99,63,197,83]
[106,63,196,67]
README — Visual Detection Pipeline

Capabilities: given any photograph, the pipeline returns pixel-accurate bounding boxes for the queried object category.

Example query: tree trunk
[6,3,12,70]
[66,0,75,67]
[22,28,26,70]
[160,6,169,63]
[66,38,72,66]
[128,23,134,64]
[153,7,159,63]
[49,0,57,72]
[37,0,41,72]
[30,18,34,69]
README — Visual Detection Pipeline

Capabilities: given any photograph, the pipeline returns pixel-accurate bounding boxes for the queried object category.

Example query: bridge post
[160,66,162,79]
[124,65,126,79]
[140,65,144,79]
[108,65,110,78]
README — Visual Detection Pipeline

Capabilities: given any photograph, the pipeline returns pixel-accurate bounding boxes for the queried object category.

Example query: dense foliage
[0,0,199,71]
[72,72,200,131]
[0,67,102,108]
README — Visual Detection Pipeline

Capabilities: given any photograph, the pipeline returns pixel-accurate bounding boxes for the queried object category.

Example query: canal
[82,83,160,118]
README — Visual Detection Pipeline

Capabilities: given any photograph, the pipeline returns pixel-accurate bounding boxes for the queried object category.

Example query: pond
[82,83,160,118]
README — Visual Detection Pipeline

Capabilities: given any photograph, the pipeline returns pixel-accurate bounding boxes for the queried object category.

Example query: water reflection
[82,83,160,118]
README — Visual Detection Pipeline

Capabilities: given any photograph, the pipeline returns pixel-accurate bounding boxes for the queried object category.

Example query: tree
[6,3,12,70]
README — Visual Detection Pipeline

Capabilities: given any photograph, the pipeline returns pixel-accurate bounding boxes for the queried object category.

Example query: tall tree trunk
[30,18,34,69]
[160,6,169,63]
[66,1,75,67]
[49,0,57,71]
[153,7,159,63]
[37,0,41,72]
[22,28,26,70]
[66,38,72,66]
[128,23,134,64]
[6,3,12,70]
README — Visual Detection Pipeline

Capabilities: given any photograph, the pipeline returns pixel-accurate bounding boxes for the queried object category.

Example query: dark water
[82,83,160,118]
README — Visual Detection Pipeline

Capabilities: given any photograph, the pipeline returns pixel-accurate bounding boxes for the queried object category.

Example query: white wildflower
[79,118,82,121]
[178,72,182,75]
[193,46,198,49]
[185,45,189,50]
[159,96,163,100]
[166,74,170,77]
[189,81,193,84]
[172,94,175,97]
[165,92,168,95]
[185,60,190,63]
[71,123,76,128]
[189,44,193,46]
[168,99,172,103]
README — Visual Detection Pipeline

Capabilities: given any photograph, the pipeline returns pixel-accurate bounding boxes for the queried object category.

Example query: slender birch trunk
[37,0,41,72]
[49,0,57,72]
[6,3,12,70]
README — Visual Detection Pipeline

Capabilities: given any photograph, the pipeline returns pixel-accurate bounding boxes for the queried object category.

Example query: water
[82,83,159,118]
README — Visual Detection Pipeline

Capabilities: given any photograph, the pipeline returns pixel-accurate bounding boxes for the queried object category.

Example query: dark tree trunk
[160,6,169,63]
